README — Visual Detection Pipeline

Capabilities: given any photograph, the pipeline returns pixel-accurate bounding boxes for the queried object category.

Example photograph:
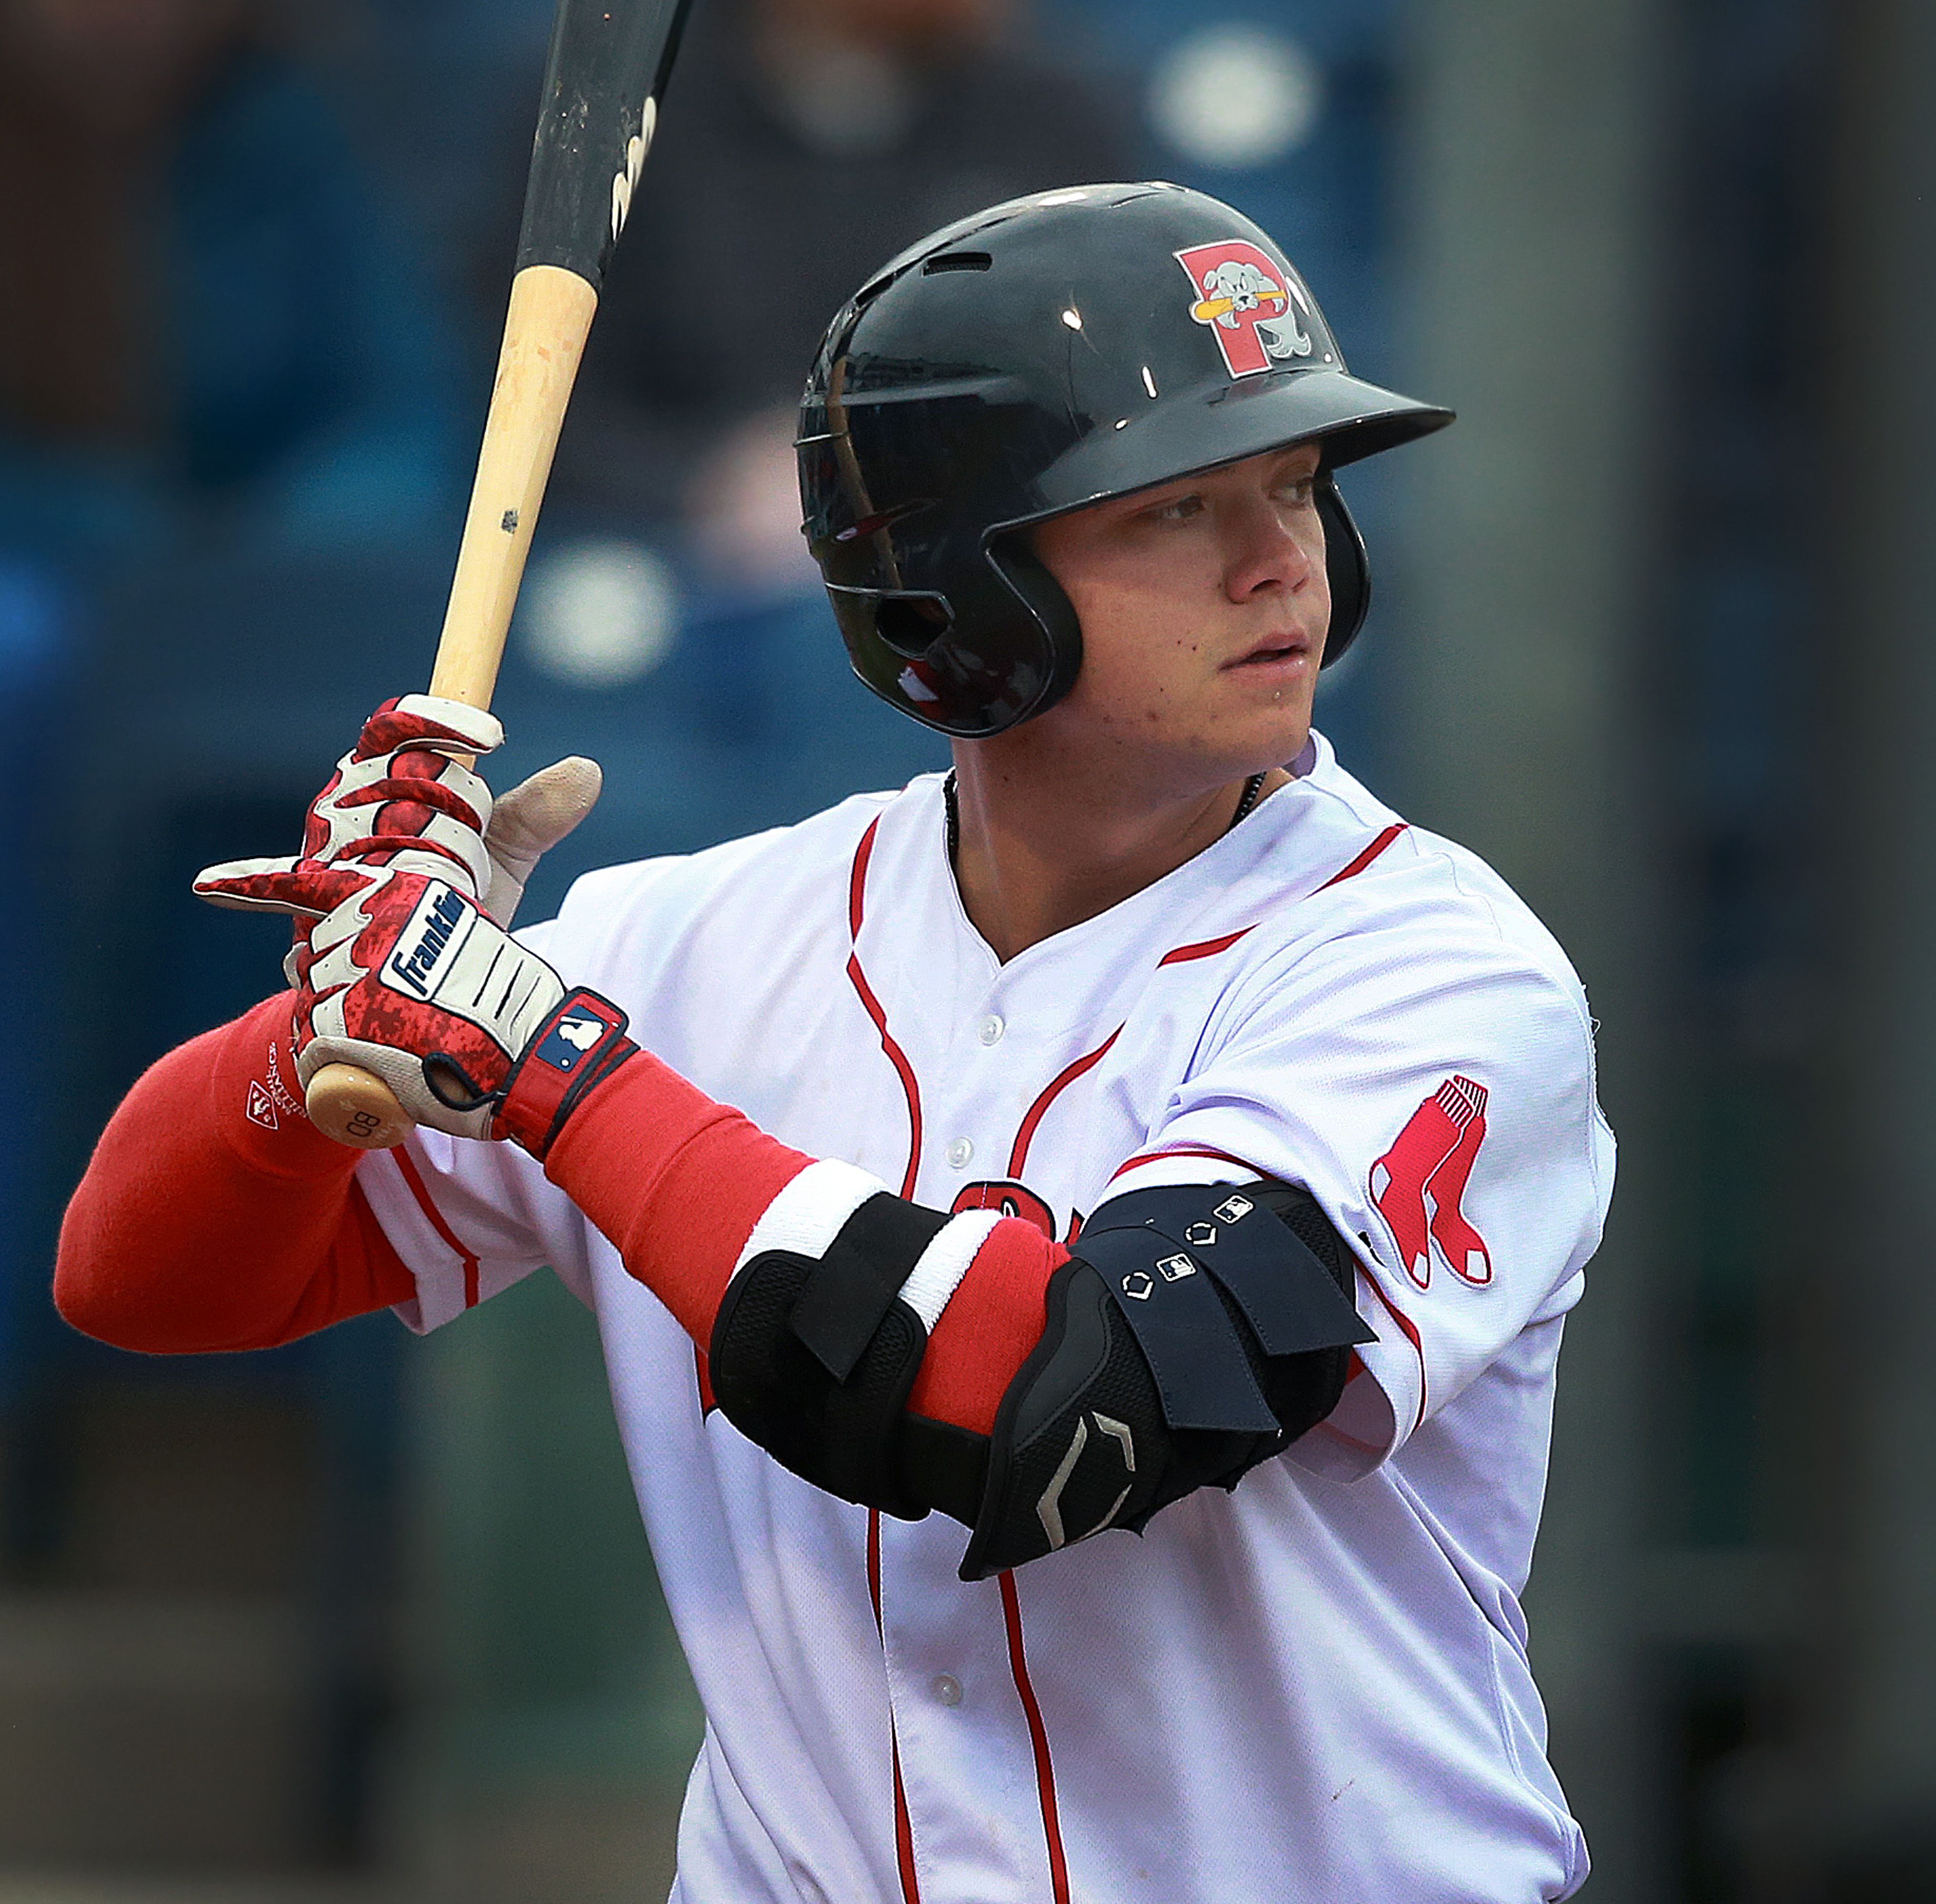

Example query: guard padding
[955,1181,1370,1579]
[710,1250,931,1520]
[708,1179,1373,1575]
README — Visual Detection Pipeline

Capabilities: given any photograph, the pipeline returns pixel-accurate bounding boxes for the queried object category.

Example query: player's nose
[1220,487,1318,603]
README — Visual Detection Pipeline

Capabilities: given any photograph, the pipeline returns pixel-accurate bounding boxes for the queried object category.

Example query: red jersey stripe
[867,1511,923,1904]
[1109,1143,1260,1183]
[846,954,924,1200]
[1008,1027,1123,1179]
[999,1571,1071,1904]
[846,822,923,1199]
[850,816,881,937]
[1358,1273,1429,1433]
[1317,822,1408,891]
[391,1144,480,1310]
[1157,925,1255,966]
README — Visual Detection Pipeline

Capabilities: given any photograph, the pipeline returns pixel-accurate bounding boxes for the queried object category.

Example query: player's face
[1028,443,1330,789]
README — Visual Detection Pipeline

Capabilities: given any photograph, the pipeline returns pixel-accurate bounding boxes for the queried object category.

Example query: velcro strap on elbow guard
[956,1181,1373,1581]
[1083,1180,1373,1407]
[709,1192,949,1519]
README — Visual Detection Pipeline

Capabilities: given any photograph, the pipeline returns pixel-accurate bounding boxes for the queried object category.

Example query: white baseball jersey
[357,731,1613,1904]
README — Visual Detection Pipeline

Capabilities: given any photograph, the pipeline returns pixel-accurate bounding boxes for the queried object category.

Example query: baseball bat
[307,0,696,1150]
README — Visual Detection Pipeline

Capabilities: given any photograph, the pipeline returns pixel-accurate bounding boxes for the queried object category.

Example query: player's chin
[1208,666,1318,753]
[1183,718,1312,792]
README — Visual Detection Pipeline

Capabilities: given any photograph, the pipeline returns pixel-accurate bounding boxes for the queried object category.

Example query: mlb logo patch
[533,1010,610,1074]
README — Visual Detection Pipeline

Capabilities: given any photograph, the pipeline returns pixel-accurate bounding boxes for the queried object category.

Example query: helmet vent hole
[923,251,993,275]
[874,592,953,659]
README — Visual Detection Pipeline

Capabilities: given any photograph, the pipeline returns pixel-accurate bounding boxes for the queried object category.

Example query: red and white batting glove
[194,856,635,1157]
[194,695,602,930]
[190,695,618,1153]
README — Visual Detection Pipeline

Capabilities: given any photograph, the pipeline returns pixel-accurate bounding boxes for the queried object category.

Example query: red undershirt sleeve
[543,1051,1069,1436]
[55,994,415,1354]
[59,1004,1065,1435]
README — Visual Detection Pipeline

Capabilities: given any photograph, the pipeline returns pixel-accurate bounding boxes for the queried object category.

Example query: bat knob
[307,1063,416,1150]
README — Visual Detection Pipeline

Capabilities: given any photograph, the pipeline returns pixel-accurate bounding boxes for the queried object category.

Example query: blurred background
[0,0,1930,1897]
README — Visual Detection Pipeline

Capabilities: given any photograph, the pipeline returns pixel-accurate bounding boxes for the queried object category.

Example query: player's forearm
[541,1048,811,1340]
[55,995,413,1352]
[542,1050,1059,1434]
[538,1046,1362,1580]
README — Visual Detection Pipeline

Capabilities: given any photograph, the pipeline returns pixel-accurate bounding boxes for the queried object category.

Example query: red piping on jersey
[850,815,881,937]
[1108,1143,1259,1183]
[867,1511,923,1904]
[1157,925,1255,966]
[1359,1274,1428,1433]
[1008,1027,1122,1179]
[391,1145,479,1310]
[846,956,924,1199]
[846,819,923,1199]
[1317,822,1408,890]
[999,1570,1071,1904]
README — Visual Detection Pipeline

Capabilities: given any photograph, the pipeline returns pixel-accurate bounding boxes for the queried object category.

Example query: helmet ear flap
[982,535,1084,718]
[1316,476,1371,667]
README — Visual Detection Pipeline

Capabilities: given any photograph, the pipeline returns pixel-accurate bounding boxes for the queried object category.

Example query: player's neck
[948,745,1290,963]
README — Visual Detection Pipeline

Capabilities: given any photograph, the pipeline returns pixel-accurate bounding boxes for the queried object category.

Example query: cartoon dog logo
[1175,240,1315,378]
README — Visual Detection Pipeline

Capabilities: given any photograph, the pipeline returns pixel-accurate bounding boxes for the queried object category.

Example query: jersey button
[932,1674,964,1707]
[977,1013,1006,1046]
[946,1138,974,1169]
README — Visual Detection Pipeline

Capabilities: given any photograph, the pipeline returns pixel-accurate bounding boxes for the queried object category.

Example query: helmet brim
[1018,368,1453,525]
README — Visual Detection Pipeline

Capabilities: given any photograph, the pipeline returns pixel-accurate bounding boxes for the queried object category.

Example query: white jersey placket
[848,801,1116,1904]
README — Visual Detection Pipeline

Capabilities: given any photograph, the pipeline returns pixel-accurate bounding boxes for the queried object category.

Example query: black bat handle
[516,0,697,291]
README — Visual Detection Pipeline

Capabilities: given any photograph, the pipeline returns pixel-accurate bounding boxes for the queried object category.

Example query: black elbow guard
[706,1179,1374,1582]
[956,1181,1375,1581]
[709,1191,948,1521]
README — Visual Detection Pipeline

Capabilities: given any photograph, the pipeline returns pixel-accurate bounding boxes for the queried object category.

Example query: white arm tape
[896,1209,1005,1330]
[731,1159,891,1279]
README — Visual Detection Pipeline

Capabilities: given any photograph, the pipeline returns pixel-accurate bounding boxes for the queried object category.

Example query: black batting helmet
[797,182,1453,738]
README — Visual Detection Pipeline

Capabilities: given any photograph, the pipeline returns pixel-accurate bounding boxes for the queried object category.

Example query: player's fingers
[193,857,365,920]
[490,757,603,864]
[482,756,603,923]
[352,695,505,764]
[193,856,304,914]
[333,769,489,830]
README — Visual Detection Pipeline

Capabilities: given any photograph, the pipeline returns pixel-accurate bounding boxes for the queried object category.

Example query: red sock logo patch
[1369,1076,1494,1289]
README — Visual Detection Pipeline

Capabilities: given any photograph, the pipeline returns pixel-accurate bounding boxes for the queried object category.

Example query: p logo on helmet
[1176,240,1316,379]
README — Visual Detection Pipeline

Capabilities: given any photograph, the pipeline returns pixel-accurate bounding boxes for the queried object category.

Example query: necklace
[943,769,1269,862]
[1228,770,1269,829]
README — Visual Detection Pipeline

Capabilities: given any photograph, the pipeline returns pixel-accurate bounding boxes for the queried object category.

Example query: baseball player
[58,185,1613,1902]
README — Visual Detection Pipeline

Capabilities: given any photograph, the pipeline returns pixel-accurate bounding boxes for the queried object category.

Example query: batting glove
[193,855,634,1156]
[194,695,602,929]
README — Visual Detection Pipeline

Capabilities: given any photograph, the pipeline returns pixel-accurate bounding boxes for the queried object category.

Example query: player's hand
[192,855,634,1153]
[192,695,602,928]
[482,754,603,926]
[195,695,506,912]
